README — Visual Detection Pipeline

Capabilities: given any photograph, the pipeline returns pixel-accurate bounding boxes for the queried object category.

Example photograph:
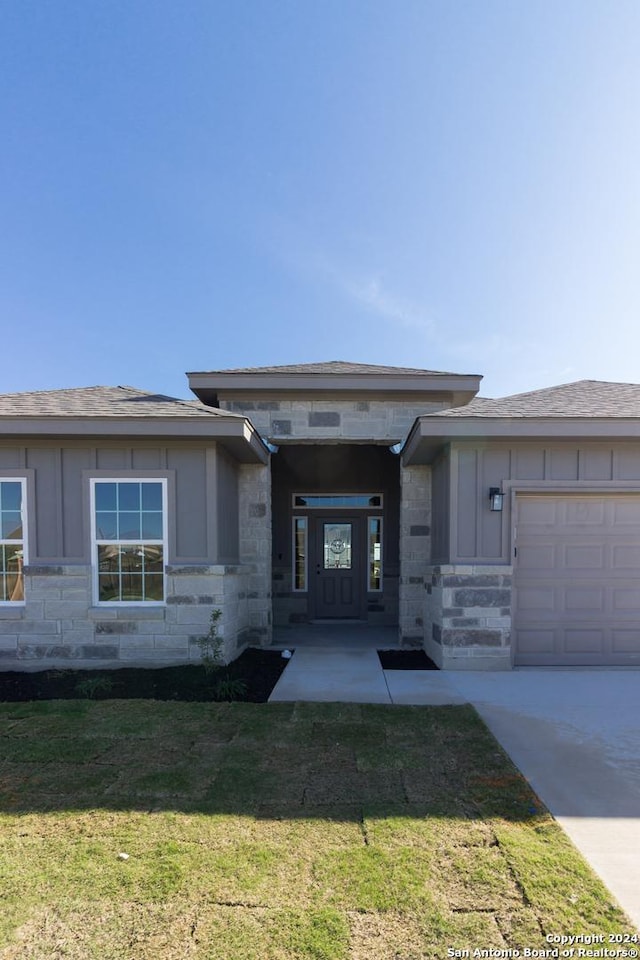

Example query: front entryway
[270,444,401,628]
[311,515,364,618]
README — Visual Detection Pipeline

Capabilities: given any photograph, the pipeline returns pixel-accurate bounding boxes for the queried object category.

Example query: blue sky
[2,1,639,400]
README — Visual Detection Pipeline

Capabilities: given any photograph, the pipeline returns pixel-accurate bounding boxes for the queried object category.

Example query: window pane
[98,544,120,571]
[95,511,118,540]
[99,574,120,602]
[142,545,164,572]
[4,574,23,601]
[324,523,352,569]
[1,513,22,539]
[369,518,382,591]
[118,546,144,573]
[95,483,117,511]
[293,518,307,591]
[294,494,382,509]
[118,483,141,511]
[118,512,142,540]
[0,545,24,602]
[142,483,163,510]
[121,574,144,601]
[144,574,164,601]
[0,482,22,511]
[141,512,163,539]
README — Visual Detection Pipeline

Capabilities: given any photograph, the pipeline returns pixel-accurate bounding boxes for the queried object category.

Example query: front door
[312,516,364,618]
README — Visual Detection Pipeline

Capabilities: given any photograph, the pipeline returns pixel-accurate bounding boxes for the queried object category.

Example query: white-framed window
[90,479,167,605]
[0,479,27,604]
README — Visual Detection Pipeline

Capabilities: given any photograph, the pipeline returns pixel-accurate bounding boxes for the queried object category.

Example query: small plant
[195,609,248,701]
[195,609,224,674]
[211,676,248,702]
[75,674,114,699]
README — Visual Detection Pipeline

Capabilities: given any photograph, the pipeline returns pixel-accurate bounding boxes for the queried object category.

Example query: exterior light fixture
[489,487,504,512]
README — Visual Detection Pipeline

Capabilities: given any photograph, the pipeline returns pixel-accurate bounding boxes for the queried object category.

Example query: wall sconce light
[489,487,504,512]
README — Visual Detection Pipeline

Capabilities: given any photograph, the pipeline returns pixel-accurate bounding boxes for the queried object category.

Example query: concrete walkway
[269,647,640,930]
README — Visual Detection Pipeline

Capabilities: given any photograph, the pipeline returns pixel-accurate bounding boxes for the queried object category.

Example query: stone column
[238,462,272,644]
[398,463,431,646]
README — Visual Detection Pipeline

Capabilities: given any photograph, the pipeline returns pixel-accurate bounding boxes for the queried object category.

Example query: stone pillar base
[425,564,513,671]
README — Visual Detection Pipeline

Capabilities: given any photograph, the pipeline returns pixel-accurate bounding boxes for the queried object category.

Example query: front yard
[0,699,634,958]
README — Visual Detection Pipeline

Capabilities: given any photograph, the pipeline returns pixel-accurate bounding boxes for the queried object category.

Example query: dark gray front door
[312,516,364,618]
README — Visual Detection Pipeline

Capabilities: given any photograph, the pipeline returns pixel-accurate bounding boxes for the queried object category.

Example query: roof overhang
[403,416,640,465]
[0,416,270,464]
[187,371,482,408]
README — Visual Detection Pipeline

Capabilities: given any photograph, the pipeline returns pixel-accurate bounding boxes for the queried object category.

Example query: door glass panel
[323,523,352,569]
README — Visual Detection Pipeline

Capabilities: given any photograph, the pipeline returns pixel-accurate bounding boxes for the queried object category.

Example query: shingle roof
[192,360,467,376]
[433,380,640,418]
[0,385,238,418]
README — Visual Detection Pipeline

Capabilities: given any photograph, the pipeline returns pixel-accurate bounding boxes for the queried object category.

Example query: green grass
[0,699,635,958]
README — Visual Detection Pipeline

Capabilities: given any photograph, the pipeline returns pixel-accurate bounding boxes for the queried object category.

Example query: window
[292,517,308,591]
[368,517,382,591]
[293,494,382,509]
[0,479,26,603]
[91,480,167,604]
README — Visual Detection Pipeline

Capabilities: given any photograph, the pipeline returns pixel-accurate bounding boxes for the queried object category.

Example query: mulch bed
[377,649,439,670]
[0,647,289,703]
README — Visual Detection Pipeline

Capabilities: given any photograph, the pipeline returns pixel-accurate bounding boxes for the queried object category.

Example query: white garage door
[514,494,640,666]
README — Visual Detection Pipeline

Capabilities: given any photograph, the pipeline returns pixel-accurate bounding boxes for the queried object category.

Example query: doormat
[377,649,439,670]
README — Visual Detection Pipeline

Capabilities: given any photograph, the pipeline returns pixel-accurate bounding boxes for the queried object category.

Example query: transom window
[91,480,167,604]
[0,480,26,604]
[293,494,382,509]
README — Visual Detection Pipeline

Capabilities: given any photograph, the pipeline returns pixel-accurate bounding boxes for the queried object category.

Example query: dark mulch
[0,648,289,703]
[377,649,439,670]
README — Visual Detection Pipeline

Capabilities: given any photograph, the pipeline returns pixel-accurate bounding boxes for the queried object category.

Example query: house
[2,362,640,670]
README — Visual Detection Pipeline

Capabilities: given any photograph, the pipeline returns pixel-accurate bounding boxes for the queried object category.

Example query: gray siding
[168,447,208,559]
[449,441,640,563]
[216,447,240,561]
[0,441,238,564]
[431,452,450,562]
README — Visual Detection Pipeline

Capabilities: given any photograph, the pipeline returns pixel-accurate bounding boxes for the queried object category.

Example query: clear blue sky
[2,1,639,400]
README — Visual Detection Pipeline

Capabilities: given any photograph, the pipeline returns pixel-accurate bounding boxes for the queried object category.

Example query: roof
[189,360,472,376]
[187,360,483,408]
[403,380,640,465]
[0,385,267,463]
[0,385,240,419]
[432,380,640,419]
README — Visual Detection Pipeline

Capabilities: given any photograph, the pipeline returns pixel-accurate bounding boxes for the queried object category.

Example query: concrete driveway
[271,652,640,929]
[445,670,640,931]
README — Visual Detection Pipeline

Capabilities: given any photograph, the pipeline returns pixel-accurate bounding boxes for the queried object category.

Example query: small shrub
[75,675,114,699]
[211,676,248,702]
[195,609,224,673]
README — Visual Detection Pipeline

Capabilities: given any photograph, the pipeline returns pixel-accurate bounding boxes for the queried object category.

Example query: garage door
[514,494,640,666]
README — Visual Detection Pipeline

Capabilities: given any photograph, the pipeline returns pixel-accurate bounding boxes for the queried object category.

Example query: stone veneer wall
[219,398,447,442]
[238,463,272,645]
[0,563,253,668]
[398,463,431,645]
[424,565,513,669]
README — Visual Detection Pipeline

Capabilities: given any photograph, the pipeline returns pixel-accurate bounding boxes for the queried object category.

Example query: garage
[514,494,640,666]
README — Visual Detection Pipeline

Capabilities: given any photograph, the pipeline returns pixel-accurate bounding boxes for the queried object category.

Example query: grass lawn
[0,699,634,958]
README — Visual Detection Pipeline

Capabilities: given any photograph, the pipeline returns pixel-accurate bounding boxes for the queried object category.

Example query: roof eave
[0,417,270,464]
[402,416,640,465]
[188,371,482,403]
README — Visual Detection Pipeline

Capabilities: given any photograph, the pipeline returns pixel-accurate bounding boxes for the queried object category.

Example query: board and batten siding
[0,442,239,564]
[449,442,640,564]
[216,446,240,562]
[430,451,450,563]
